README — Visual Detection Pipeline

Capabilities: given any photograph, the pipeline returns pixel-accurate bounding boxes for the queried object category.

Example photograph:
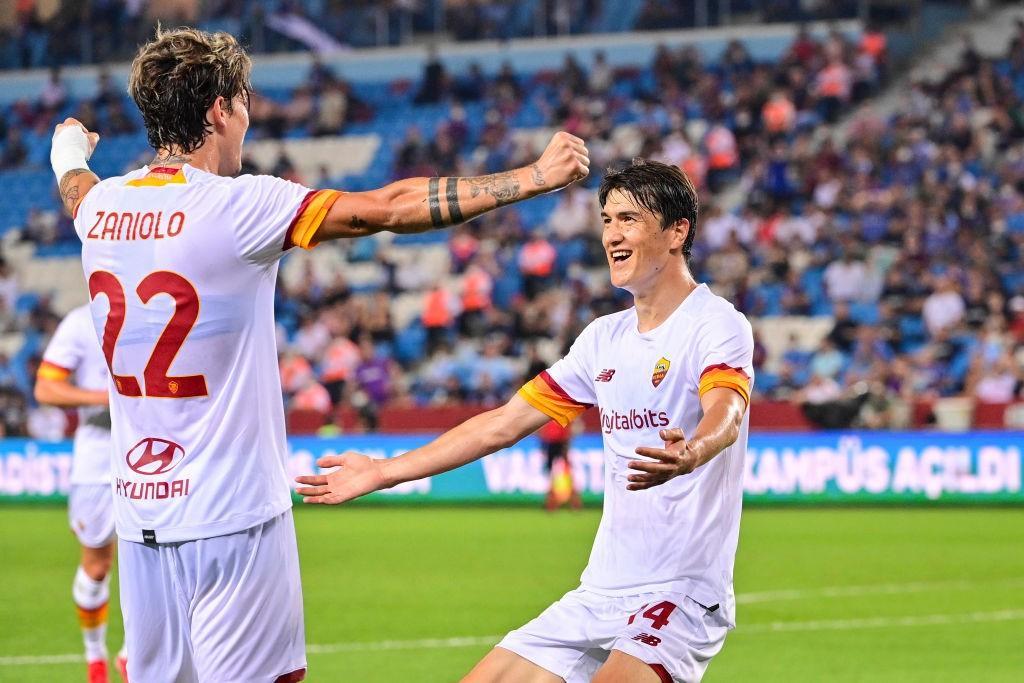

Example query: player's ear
[667,218,689,253]
[209,96,228,128]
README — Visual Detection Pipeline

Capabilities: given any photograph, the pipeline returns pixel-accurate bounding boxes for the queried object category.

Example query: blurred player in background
[50,26,588,683]
[298,159,753,683]
[34,304,127,683]
[540,418,582,511]
[529,358,583,511]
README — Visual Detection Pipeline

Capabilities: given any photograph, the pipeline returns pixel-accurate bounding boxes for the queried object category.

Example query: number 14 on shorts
[627,601,677,630]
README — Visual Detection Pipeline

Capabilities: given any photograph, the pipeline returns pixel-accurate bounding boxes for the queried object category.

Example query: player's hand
[627,428,699,491]
[294,451,388,504]
[533,131,590,191]
[53,118,100,157]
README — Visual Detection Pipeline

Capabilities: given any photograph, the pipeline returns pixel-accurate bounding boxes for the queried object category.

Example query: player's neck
[151,144,217,175]
[632,267,698,333]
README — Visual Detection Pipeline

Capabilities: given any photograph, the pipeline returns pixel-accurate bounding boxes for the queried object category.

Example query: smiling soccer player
[297,159,754,683]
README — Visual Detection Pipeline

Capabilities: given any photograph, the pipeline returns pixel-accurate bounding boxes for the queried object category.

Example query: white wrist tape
[50,126,93,182]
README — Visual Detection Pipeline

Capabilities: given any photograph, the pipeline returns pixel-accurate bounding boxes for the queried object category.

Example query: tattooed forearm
[464,170,522,207]
[445,177,464,224]
[58,169,89,215]
[427,177,443,228]
[530,163,545,187]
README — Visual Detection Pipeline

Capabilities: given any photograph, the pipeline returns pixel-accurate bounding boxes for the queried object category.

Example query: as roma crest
[652,357,671,387]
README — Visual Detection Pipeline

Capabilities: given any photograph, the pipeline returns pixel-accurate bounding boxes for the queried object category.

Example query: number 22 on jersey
[89,270,208,399]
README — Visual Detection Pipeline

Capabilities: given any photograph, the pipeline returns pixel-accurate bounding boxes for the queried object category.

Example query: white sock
[72,566,109,663]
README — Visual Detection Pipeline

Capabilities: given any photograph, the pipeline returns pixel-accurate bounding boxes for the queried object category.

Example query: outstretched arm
[295,393,551,504]
[312,132,589,241]
[50,118,101,217]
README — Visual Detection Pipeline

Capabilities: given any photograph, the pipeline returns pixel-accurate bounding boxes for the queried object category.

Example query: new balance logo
[595,369,616,382]
[632,633,662,647]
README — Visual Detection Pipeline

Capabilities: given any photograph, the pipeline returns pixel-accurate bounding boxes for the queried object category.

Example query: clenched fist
[52,117,100,159]
[532,131,590,191]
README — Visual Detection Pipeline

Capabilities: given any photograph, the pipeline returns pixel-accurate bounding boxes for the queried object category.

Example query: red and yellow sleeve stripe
[286,189,343,250]
[37,361,71,382]
[698,364,751,408]
[517,371,590,427]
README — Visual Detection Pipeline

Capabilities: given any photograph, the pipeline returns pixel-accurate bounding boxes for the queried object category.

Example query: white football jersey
[74,164,341,543]
[38,304,111,485]
[519,284,753,626]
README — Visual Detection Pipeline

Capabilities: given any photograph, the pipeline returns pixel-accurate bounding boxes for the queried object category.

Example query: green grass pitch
[2,506,1023,681]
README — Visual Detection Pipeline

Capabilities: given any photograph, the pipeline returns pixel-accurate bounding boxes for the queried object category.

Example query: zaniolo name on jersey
[84,210,186,241]
[518,284,754,627]
[73,164,341,544]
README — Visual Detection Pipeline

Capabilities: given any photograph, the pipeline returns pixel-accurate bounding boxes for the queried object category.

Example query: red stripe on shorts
[649,663,673,683]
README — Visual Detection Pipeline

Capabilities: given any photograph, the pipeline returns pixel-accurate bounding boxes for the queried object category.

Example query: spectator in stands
[827,302,858,353]
[787,25,819,65]
[922,274,966,337]
[762,88,797,136]
[92,69,119,110]
[415,46,450,104]
[824,251,867,303]
[105,99,138,135]
[815,49,852,123]
[314,83,349,136]
[704,119,739,193]
[810,337,844,380]
[292,375,333,414]
[459,260,494,337]
[353,335,397,408]
[293,312,331,360]
[320,317,361,404]
[363,292,397,345]
[280,348,316,397]
[449,226,481,273]
[547,183,597,243]
[271,146,305,185]
[588,50,612,95]
[518,231,557,300]
[39,66,66,112]
[1,127,28,168]
[422,282,456,354]
[969,354,1020,403]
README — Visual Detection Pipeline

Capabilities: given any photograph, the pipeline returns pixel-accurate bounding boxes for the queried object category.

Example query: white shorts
[118,509,306,683]
[498,587,730,683]
[68,484,116,548]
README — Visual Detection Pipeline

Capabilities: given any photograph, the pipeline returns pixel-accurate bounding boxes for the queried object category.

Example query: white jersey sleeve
[692,311,754,407]
[228,174,342,266]
[40,308,91,378]
[517,321,599,426]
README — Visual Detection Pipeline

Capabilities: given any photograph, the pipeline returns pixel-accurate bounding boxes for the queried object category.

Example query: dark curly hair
[598,158,699,257]
[128,27,252,154]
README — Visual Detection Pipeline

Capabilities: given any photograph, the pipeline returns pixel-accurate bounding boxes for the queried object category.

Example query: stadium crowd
[0,1,862,70]
[2,19,1024,436]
